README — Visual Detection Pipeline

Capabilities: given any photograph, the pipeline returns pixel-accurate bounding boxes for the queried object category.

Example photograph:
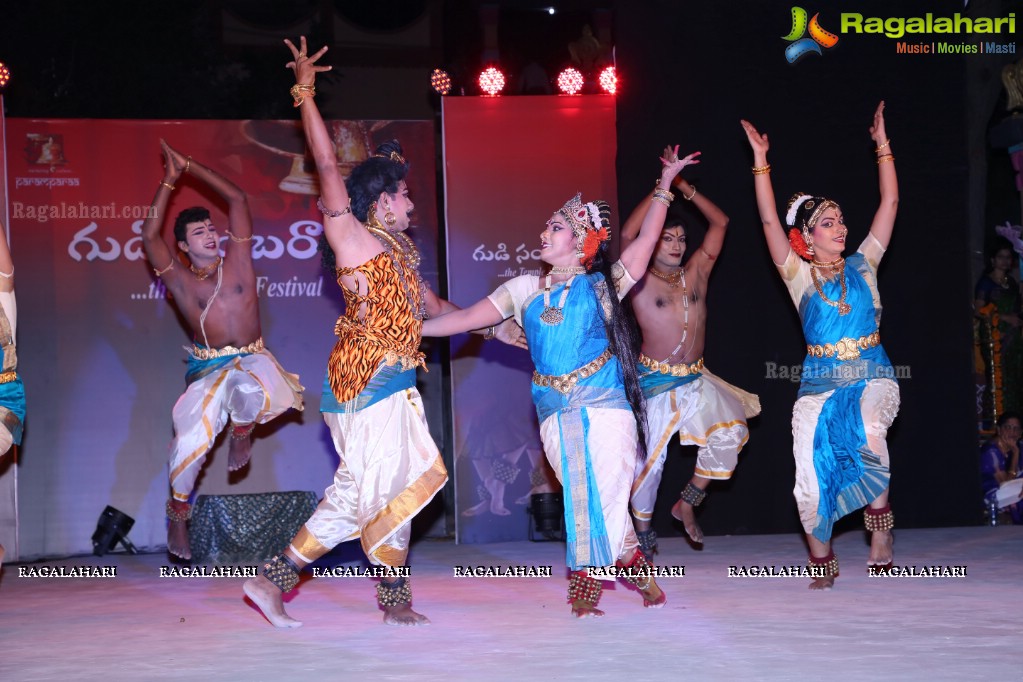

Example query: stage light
[527,493,564,542]
[430,68,451,95]
[598,66,617,95]
[0,63,10,92]
[547,7,555,15]
[478,66,506,96]
[91,506,139,556]
[556,67,584,95]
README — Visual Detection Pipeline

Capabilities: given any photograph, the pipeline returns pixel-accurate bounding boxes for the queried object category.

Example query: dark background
[2,0,1020,539]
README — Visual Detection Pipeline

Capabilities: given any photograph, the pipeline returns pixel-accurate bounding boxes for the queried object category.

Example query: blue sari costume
[490,264,638,572]
[779,235,900,542]
[0,297,25,447]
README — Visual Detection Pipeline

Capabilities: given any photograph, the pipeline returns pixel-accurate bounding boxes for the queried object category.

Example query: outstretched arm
[867,101,898,249]
[740,120,790,265]
[285,37,372,258]
[619,148,695,279]
[141,140,184,278]
[424,288,527,348]
[0,219,13,292]
[421,298,506,338]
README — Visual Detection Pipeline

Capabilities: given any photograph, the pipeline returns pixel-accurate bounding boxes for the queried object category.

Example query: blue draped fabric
[525,274,628,570]
[0,341,25,444]
[798,253,895,542]
[320,363,417,413]
[184,350,244,386]
[637,363,701,399]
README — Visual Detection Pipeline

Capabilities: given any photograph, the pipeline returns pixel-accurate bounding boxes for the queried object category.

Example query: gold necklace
[365,217,426,320]
[551,265,586,275]
[189,256,222,281]
[540,275,576,325]
[648,267,682,289]
[810,258,851,315]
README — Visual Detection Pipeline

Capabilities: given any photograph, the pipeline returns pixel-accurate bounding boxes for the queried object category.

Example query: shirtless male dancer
[625,150,759,552]
[142,141,304,559]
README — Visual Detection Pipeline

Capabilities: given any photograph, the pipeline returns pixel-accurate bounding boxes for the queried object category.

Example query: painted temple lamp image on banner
[241,119,391,195]
[91,506,139,557]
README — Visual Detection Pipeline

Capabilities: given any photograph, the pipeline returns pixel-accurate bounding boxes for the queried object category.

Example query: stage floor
[1,526,1018,681]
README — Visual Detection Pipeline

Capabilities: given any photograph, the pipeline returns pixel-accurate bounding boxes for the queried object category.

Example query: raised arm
[680,176,729,270]
[619,148,695,279]
[0,219,14,292]
[867,101,898,249]
[740,120,790,265]
[165,142,252,242]
[421,298,506,338]
[285,37,373,257]
[141,140,183,279]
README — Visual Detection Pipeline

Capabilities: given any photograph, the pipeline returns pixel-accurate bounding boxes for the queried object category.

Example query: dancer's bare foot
[638,578,667,608]
[243,575,302,628]
[867,529,893,570]
[228,429,253,472]
[571,601,605,618]
[808,575,835,590]
[671,499,704,543]
[167,519,191,560]
[489,500,511,516]
[383,604,431,626]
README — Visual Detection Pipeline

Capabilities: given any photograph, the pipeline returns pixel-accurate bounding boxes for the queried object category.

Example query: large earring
[802,227,814,256]
[384,211,397,227]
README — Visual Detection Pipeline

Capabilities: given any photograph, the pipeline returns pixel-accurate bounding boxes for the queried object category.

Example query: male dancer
[625,156,759,551]
[0,220,25,568]
[244,37,521,628]
[142,141,304,560]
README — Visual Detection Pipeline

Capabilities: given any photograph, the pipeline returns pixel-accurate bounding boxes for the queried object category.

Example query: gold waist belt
[639,354,704,377]
[532,348,613,395]
[191,337,265,361]
[382,349,426,371]
[0,370,17,384]
[806,331,880,361]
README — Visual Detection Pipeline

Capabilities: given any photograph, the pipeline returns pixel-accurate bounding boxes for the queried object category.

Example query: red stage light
[478,67,505,96]
[0,63,10,91]
[431,69,451,95]
[598,66,617,95]
[556,68,584,95]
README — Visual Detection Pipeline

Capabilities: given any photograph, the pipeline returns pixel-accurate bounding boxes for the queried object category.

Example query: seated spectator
[981,411,1023,524]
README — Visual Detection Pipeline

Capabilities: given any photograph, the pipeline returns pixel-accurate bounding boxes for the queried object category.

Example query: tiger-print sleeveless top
[326,248,425,403]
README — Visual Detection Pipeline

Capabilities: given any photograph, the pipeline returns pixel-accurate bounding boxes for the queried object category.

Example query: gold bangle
[653,187,675,202]
[185,156,191,173]
[226,229,253,243]
[153,260,174,277]
[751,164,771,175]
[651,195,671,207]
[290,83,316,107]
[483,325,496,340]
[876,154,895,165]
[681,186,697,201]
[160,181,175,191]
[874,139,890,153]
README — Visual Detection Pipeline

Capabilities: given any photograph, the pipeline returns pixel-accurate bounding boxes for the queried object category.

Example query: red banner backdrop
[442,96,618,543]
[6,118,437,560]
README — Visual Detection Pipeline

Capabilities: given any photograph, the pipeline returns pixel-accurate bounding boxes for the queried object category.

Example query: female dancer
[741,102,899,588]
[0,220,23,568]
[422,150,695,617]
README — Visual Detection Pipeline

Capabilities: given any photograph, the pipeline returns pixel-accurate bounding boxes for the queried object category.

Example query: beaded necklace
[648,267,682,289]
[540,274,577,325]
[190,256,222,281]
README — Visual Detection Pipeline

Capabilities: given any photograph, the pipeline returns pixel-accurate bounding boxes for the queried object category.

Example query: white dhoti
[540,406,638,577]
[630,380,701,521]
[290,388,448,567]
[169,350,304,501]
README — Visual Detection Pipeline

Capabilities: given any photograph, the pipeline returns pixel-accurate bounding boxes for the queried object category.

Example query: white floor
[0,526,1018,681]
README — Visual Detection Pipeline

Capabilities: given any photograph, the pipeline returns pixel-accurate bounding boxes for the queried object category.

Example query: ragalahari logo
[782,7,839,63]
